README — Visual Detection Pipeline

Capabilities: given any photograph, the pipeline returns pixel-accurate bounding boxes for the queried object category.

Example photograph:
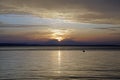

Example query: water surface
[0,47,120,80]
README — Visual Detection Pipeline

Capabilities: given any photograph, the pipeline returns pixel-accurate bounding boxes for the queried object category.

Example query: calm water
[0,47,120,80]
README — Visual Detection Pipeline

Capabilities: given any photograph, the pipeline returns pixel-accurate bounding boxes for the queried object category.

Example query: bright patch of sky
[0,14,118,29]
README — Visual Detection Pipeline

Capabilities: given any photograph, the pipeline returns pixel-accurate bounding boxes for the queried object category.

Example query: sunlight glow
[55,37,63,42]
[51,29,69,41]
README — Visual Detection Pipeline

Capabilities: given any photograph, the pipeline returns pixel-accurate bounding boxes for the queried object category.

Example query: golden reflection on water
[57,49,61,74]
[58,50,61,66]
[51,48,62,74]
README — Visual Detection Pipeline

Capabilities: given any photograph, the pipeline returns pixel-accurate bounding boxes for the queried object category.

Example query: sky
[0,0,120,45]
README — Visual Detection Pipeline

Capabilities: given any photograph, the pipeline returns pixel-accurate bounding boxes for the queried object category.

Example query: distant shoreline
[0,45,120,51]
[0,44,120,47]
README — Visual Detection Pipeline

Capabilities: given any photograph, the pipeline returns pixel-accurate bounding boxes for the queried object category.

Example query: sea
[0,46,120,80]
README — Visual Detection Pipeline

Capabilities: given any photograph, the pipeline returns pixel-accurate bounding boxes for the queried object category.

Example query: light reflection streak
[57,48,61,74]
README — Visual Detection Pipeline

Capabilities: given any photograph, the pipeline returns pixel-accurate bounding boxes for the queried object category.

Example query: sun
[51,29,65,42]
[55,37,63,42]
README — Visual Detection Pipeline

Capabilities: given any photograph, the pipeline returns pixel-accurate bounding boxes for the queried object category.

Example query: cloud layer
[0,0,120,24]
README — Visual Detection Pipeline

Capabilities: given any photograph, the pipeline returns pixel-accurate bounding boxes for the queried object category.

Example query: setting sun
[51,29,68,41]
[55,37,63,42]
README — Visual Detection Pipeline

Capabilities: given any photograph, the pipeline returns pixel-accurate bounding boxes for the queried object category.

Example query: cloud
[112,32,120,36]
[93,26,120,31]
[0,0,120,24]
[0,20,51,28]
[0,30,52,42]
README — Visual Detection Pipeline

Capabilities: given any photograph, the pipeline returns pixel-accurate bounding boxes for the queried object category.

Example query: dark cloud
[0,21,4,24]
[94,28,117,31]
[112,32,120,36]
[93,26,120,31]
[0,22,50,28]
[0,30,51,40]
[0,0,120,24]
[0,34,33,43]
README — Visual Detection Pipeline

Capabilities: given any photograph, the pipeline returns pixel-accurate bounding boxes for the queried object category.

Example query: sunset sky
[0,0,120,45]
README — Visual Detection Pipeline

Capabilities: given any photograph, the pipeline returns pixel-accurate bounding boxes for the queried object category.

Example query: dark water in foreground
[0,47,120,80]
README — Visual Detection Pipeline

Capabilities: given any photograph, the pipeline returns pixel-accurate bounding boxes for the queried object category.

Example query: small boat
[83,50,85,52]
